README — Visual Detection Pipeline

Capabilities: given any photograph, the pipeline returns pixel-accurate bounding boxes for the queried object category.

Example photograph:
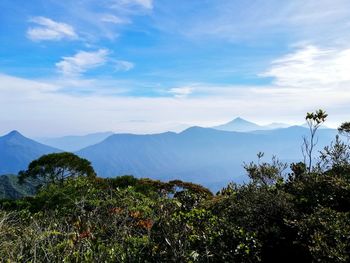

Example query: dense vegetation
[0,112,350,262]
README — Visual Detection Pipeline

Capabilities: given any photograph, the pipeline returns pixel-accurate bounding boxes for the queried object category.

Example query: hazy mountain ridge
[0,125,338,191]
[77,126,337,189]
[37,132,114,151]
[0,131,60,175]
[212,117,291,132]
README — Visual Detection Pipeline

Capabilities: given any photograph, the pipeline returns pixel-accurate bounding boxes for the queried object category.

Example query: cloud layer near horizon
[1,0,350,136]
[1,44,350,136]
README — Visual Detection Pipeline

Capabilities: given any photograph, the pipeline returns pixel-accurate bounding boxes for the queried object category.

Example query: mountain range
[212,117,290,132]
[37,132,114,152]
[0,118,338,192]
[77,126,337,190]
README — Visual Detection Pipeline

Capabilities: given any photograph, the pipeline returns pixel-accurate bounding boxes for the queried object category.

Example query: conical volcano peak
[2,130,26,140]
[213,117,261,132]
[7,130,22,136]
[230,117,255,124]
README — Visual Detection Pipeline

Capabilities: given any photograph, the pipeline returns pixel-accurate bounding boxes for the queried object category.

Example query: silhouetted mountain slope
[0,174,37,199]
[78,131,179,178]
[77,126,337,189]
[0,131,60,174]
[37,132,114,151]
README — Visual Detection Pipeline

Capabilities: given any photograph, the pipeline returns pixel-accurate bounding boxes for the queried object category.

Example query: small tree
[18,152,96,186]
[338,122,350,141]
[302,109,328,172]
[318,135,350,173]
[244,152,288,186]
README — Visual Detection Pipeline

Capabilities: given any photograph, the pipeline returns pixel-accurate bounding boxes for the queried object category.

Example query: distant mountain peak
[181,126,207,134]
[2,130,26,140]
[213,117,261,132]
[212,118,293,132]
[233,117,246,121]
[0,131,60,175]
[6,130,22,136]
[229,117,256,124]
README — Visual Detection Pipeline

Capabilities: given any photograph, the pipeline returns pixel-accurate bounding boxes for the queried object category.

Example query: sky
[1,0,350,136]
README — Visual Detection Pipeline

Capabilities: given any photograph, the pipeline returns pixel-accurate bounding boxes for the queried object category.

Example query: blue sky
[1,0,350,136]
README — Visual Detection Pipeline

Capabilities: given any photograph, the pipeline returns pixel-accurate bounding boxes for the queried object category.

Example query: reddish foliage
[108,207,124,214]
[78,230,92,239]
[137,219,153,230]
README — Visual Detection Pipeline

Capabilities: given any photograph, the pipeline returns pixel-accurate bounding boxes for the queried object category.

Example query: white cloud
[133,0,153,9]
[56,49,109,76]
[0,73,349,137]
[262,45,350,87]
[169,86,194,98]
[27,17,77,41]
[2,45,350,136]
[152,0,350,44]
[25,1,153,42]
[114,60,134,71]
[101,14,130,24]
[119,0,153,9]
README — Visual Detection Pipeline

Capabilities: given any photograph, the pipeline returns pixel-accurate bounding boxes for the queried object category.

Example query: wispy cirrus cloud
[132,0,153,9]
[39,0,153,41]
[114,60,134,71]
[100,14,130,25]
[262,45,350,87]
[56,49,109,76]
[55,49,134,77]
[168,86,194,98]
[27,16,77,41]
[153,0,350,44]
[112,0,153,10]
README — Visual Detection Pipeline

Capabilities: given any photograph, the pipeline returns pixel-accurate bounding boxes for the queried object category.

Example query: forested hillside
[0,174,36,199]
